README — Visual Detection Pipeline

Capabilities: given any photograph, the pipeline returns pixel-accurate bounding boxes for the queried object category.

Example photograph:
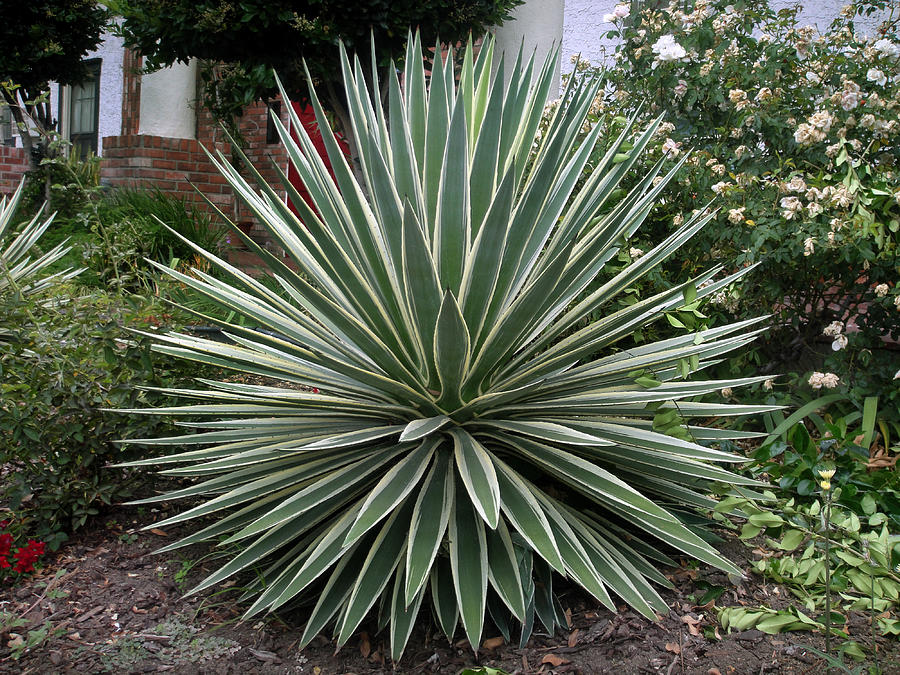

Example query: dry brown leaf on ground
[482,636,504,650]
[541,653,571,667]
[567,628,579,647]
[682,614,703,636]
[665,642,682,654]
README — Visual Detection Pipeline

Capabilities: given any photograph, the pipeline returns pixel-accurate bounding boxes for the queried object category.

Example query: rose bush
[575,0,899,423]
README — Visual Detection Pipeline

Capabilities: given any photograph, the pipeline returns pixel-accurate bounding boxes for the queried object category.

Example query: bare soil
[0,505,897,675]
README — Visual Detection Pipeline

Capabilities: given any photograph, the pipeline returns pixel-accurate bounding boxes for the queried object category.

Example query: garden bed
[0,504,896,674]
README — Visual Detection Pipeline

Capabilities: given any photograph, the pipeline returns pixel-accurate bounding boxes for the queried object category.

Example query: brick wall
[101,134,233,211]
[101,97,291,243]
[121,49,142,136]
[0,146,29,195]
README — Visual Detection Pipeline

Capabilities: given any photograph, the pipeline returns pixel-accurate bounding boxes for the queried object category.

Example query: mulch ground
[0,504,897,675]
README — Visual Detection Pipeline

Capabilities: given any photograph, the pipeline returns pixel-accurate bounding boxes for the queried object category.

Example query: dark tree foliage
[116,0,522,134]
[0,1,110,172]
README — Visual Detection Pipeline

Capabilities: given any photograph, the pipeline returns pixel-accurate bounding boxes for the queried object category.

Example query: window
[64,59,101,156]
[266,100,282,144]
[0,106,14,147]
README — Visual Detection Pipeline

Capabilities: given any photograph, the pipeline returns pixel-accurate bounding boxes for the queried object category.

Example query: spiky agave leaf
[125,35,773,656]
[0,180,82,341]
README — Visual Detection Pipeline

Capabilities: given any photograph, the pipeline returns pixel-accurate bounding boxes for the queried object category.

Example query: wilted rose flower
[875,283,889,297]
[823,320,844,337]
[728,207,746,224]
[803,236,815,256]
[809,371,840,389]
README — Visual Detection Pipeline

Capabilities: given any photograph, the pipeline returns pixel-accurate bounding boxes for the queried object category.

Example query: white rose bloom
[629,247,644,258]
[894,369,900,380]
[831,334,848,351]
[806,71,821,84]
[867,68,887,87]
[786,176,807,192]
[873,39,900,58]
[711,181,729,194]
[614,3,631,18]
[603,12,617,22]
[895,295,900,309]
[780,196,803,211]
[728,207,746,224]
[807,202,823,217]
[651,35,687,68]
[875,283,889,297]
[763,378,774,391]
[661,137,681,156]
[841,90,859,111]
[674,79,689,97]
[720,387,733,398]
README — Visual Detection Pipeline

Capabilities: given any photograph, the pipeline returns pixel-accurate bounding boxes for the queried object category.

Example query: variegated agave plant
[125,35,774,657]
[1,180,81,341]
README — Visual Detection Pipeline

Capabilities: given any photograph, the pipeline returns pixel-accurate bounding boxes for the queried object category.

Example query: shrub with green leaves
[0,291,200,549]
[126,35,774,656]
[591,0,899,412]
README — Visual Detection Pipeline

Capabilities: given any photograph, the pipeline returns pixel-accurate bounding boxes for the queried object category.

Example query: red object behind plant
[286,102,351,218]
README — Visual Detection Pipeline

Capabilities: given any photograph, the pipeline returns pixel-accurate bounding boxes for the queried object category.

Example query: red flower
[11,540,45,575]
[0,533,13,557]
[0,557,9,569]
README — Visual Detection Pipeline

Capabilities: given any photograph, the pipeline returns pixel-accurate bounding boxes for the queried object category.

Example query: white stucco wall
[493,0,565,93]
[44,31,124,156]
[96,34,125,150]
[561,1,889,71]
[138,60,198,140]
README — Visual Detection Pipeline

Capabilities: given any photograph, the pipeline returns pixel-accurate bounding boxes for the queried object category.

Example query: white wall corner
[139,59,198,140]
[493,0,565,96]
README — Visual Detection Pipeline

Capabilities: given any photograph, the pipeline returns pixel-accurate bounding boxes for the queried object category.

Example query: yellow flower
[819,479,831,491]
[818,468,836,480]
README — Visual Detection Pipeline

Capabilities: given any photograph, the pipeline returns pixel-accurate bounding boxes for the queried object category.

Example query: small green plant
[0,569,69,660]
[97,615,241,672]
